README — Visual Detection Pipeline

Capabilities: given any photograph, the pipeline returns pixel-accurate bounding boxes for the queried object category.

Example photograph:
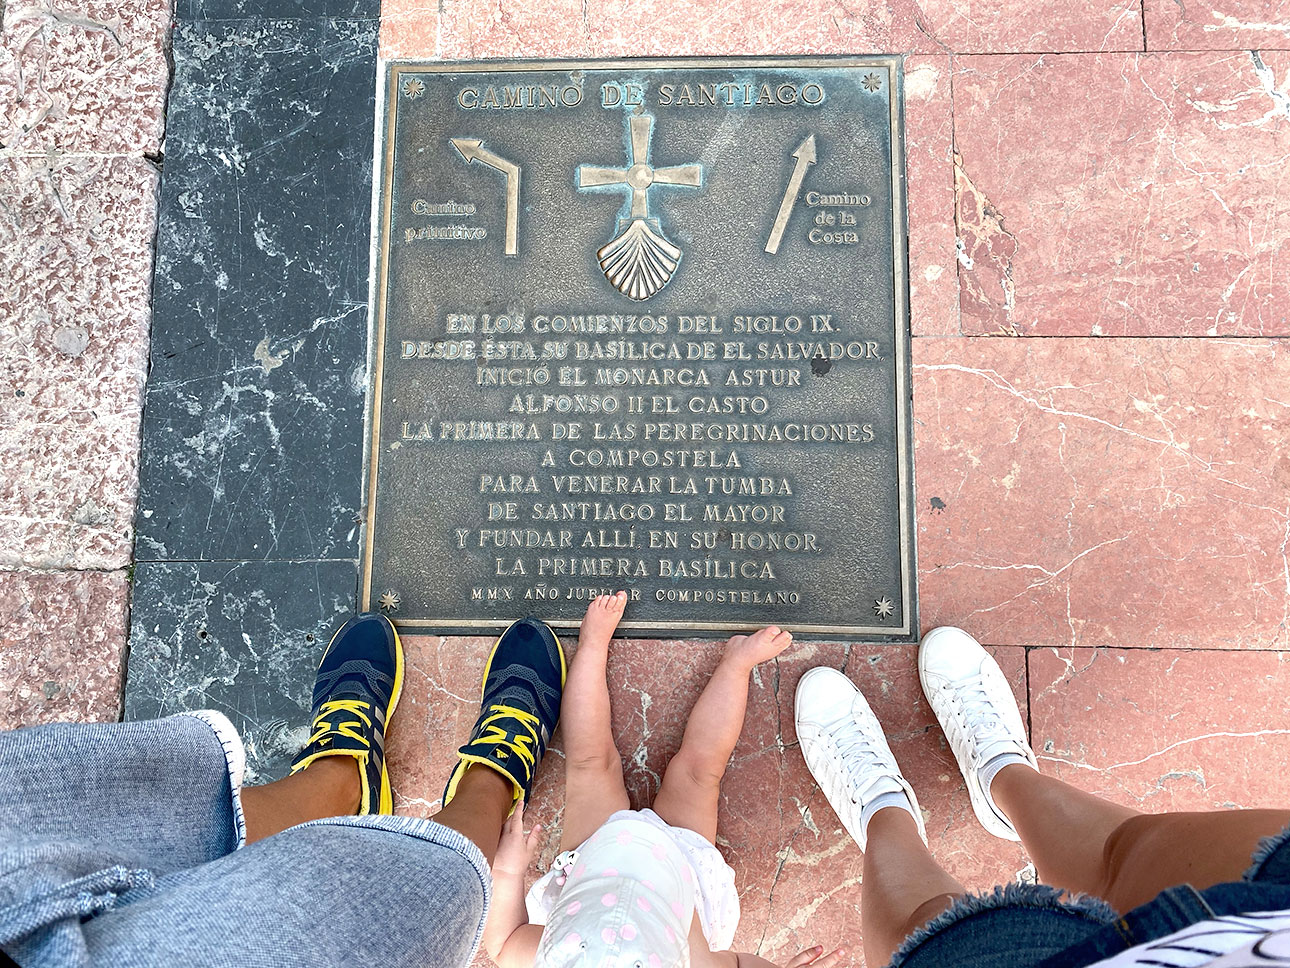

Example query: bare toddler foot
[579,591,627,649]
[725,625,793,669]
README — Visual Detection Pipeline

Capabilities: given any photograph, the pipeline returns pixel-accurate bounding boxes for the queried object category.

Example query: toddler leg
[558,592,631,850]
[652,626,793,844]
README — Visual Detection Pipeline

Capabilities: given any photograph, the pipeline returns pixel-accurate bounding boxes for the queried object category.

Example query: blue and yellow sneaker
[290,612,404,815]
[442,617,566,808]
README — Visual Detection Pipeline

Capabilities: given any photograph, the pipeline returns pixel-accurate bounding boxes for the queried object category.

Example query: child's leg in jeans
[558,591,631,850]
[652,626,793,844]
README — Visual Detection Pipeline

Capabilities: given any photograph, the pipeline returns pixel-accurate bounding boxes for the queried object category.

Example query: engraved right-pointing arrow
[765,134,817,255]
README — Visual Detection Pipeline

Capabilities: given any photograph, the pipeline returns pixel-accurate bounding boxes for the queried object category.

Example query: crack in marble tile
[917,362,1218,470]
[1042,728,1290,772]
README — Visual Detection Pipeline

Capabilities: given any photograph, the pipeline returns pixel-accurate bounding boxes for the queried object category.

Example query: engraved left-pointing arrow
[451,138,521,256]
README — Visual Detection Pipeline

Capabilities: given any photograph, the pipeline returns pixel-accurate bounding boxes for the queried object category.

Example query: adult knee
[1098,813,1167,907]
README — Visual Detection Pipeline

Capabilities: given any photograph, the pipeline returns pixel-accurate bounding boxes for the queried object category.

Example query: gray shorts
[0,712,490,968]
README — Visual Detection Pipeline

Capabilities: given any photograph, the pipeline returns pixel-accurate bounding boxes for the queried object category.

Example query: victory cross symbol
[577,114,703,300]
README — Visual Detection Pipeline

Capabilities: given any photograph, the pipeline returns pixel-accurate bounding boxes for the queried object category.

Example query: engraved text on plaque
[362,58,915,640]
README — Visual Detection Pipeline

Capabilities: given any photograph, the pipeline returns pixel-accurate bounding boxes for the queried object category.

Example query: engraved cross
[577,114,702,219]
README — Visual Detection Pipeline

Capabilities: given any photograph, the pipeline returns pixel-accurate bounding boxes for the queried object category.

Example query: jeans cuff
[175,710,248,849]
[887,883,1119,968]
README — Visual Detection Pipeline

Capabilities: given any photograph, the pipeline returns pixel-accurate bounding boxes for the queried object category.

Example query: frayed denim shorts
[0,713,491,968]
[889,824,1290,968]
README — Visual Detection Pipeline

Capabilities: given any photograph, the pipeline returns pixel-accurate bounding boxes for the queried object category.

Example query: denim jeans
[889,823,1290,968]
[0,713,490,968]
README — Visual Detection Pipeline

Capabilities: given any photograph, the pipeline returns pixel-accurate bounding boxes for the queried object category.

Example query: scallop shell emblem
[576,114,703,301]
[596,219,683,301]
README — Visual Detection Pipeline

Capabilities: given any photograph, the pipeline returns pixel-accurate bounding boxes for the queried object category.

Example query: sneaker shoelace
[826,719,900,804]
[475,704,541,769]
[307,698,373,747]
[947,674,1010,755]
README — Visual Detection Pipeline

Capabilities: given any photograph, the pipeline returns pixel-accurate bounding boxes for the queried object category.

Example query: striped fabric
[1087,910,1290,967]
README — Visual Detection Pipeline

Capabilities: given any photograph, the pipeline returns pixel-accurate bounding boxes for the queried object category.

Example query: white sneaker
[794,666,926,852]
[918,626,1038,841]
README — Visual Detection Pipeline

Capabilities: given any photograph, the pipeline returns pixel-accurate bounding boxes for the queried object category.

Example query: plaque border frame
[361,55,917,640]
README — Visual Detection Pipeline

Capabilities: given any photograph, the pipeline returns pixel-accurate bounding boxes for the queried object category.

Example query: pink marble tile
[923,0,1144,53]
[436,0,591,59]
[0,155,157,570]
[906,55,960,337]
[1145,0,1290,51]
[1030,648,1290,811]
[429,0,1143,58]
[0,568,129,729]
[578,0,930,57]
[378,0,439,60]
[953,51,1290,336]
[389,635,1030,963]
[0,0,171,154]
[914,337,1290,651]
[387,634,499,819]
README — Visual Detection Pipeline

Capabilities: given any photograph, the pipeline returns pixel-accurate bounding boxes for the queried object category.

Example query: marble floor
[3,0,1290,963]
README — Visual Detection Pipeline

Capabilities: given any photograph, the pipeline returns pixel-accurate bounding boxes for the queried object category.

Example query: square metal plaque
[362,57,915,640]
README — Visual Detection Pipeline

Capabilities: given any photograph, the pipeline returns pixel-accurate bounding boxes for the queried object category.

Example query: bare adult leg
[434,763,516,864]
[860,808,966,968]
[242,756,360,844]
[988,766,1136,898]
[242,753,517,863]
[797,663,958,968]
[991,763,1290,912]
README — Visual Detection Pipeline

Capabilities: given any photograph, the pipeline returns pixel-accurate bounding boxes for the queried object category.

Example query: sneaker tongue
[976,738,1022,765]
[858,773,906,803]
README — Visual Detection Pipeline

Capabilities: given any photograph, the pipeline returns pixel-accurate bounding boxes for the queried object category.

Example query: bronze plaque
[362,57,915,640]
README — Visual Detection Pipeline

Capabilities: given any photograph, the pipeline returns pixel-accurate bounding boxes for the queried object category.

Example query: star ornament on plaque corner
[874,596,895,618]
[576,113,704,301]
[378,590,401,613]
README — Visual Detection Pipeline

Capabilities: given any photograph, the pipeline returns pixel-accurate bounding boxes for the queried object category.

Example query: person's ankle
[574,635,613,657]
[863,795,920,842]
[716,646,761,676]
[458,760,516,801]
[304,754,363,815]
[980,756,1035,818]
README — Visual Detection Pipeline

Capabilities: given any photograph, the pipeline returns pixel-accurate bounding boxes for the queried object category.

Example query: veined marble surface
[2,2,1289,963]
